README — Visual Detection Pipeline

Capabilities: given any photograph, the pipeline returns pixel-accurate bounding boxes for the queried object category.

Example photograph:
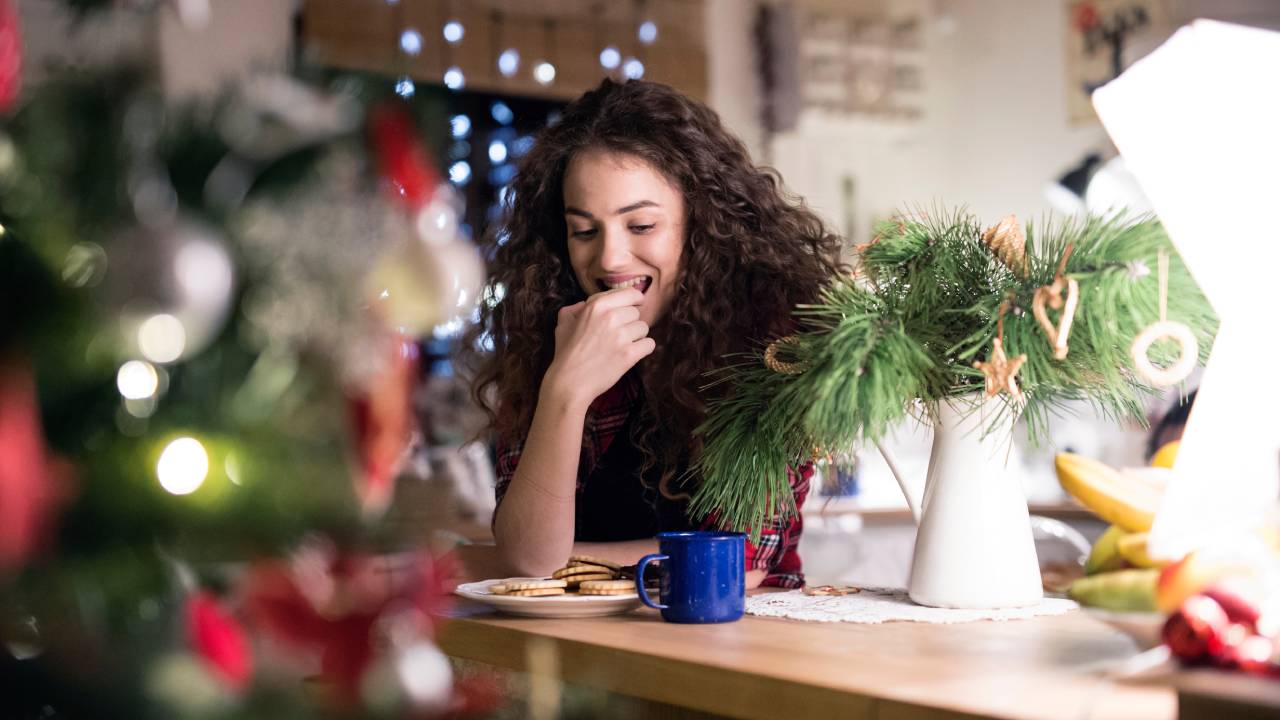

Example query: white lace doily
[746,587,1078,624]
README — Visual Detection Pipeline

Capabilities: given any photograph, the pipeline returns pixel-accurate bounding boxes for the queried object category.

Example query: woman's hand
[543,287,655,406]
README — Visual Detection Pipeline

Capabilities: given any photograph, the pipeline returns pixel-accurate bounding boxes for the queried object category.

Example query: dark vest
[573,412,699,541]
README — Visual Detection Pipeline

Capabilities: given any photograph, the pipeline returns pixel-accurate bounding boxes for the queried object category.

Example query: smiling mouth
[597,276,653,294]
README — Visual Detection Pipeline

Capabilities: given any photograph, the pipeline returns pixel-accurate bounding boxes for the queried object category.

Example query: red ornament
[347,333,419,514]
[368,103,441,210]
[0,360,71,571]
[0,0,22,113]
[1163,594,1230,663]
[186,591,254,690]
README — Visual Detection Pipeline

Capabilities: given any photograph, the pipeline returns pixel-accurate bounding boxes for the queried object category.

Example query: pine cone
[982,213,1028,277]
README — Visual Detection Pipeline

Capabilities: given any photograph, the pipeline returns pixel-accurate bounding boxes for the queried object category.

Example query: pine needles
[690,210,1217,537]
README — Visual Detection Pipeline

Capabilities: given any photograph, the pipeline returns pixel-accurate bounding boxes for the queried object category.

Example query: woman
[462,79,843,588]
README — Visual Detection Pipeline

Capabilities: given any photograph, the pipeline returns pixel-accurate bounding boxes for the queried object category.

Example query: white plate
[1084,607,1166,649]
[455,578,644,618]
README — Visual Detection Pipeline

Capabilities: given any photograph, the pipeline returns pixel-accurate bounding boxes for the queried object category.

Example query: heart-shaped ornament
[1032,276,1079,360]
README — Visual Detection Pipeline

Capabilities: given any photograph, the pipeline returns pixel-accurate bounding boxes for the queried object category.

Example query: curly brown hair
[460,79,843,492]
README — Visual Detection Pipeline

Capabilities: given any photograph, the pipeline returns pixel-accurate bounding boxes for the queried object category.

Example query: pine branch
[692,210,1217,535]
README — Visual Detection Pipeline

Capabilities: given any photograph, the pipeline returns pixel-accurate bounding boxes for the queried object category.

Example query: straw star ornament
[973,337,1027,402]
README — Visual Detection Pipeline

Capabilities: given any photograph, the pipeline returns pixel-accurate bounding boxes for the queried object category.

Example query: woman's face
[562,148,685,327]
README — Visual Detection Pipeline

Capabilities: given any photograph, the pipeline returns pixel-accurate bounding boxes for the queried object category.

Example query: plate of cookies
[455,556,646,618]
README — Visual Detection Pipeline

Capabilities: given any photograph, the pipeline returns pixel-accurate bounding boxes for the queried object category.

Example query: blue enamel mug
[635,531,746,623]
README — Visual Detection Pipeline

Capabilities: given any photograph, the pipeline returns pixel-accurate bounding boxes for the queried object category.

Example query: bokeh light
[533,61,556,85]
[490,101,514,125]
[449,160,471,186]
[137,314,186,363]
[443,67,465,90]
[497,49,520,77]
[116,360,159,400]
[62,242,108,288]
[399,28,423,56]
[638,21,658,44]
[156,437,209,495]
[395,75,416,98]
[450,114,471,139]
[511,134,535,158]
[442,20,464,44]
[599,46,621,70]
[488,140,508,164]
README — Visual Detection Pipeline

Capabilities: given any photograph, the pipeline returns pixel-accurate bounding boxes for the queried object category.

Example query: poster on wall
[1066,0,1173,124]
[793,1,926,121]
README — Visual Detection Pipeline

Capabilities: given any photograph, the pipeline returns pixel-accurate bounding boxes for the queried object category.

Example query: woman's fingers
[584,287,644,314]
[558,301,586,321]
[630,337,657,361]
[612,304,641,325]
[621,319,650,342]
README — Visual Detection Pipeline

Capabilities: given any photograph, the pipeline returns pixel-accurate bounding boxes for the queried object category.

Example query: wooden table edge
[440,613,1010,720]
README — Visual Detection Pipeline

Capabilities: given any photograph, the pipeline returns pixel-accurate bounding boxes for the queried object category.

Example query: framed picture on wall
[1066,0,1172,124]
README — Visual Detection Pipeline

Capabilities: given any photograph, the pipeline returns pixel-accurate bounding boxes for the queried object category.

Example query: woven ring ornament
[763,335,809,375]
[1129,321,1198,387]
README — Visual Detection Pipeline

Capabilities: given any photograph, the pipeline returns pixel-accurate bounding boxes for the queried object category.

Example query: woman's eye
[630,224,655,234]
[571,228,597,239]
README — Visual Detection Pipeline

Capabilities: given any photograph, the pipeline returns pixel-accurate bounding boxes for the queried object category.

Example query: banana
[1151,440,1179,469]
[1085,525,1130,575]
[1116,532,1171,569]
[1055,453,1161,532]
[1068,568,1160,612]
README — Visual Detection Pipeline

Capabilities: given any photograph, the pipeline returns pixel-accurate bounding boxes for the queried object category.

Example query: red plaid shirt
[494,375,809,588]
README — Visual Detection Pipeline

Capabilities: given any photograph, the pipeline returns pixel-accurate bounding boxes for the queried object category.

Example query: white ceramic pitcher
[879,394,1043,609]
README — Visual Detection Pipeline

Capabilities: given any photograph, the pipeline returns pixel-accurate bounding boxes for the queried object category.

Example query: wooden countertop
[439,596,1176,720]
[803,499,1101,524]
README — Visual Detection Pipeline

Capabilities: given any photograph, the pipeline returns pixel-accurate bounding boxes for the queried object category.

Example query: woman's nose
[597,227,633,270]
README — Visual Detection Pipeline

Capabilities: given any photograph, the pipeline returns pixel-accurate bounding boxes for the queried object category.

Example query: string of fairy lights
[385,0,659,99]
[379,1,662,214]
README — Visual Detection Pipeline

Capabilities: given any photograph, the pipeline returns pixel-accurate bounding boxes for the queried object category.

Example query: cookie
[578,579,637,595]
[552,564,617,579]
[509,588,566,597]
[801,584,861,597]
[489,583,511,595]
[563,573,616,586]
[501,578,568,592]
[568,555,622,571]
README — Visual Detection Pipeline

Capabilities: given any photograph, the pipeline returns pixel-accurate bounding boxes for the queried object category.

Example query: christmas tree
[690,210,1217,536]
[0,7,495,717]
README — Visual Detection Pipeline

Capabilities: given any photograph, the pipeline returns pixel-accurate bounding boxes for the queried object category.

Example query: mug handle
[635,553,668,610]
